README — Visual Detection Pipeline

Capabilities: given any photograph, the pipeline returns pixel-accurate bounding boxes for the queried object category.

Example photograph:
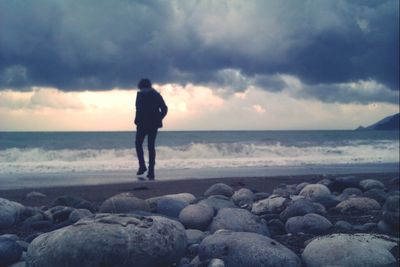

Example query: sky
[0,0,399,131]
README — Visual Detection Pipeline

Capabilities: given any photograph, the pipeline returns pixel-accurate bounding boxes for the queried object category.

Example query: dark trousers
[135,128,158,169]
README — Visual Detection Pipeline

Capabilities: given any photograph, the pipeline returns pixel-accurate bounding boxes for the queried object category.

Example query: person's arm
[158,94,168,119]
[134,92,140,125]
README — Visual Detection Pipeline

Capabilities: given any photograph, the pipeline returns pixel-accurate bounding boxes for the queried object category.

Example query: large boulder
[199,196,236,211]
[209,208,270,236]
[285,213,332,235]
[302,233,398,267]
[336,197,381,213]
[199,231,301,267]
[0,237,23,267]
[204,183,234,197]
[251,196,290,215]
[359,179,385,191]
[231,188,254,208]
[179,204,215,230]
[0,198,25,230]
[26,214,187,267]
[380,195,400,234]
[99,192,150,213]
[279,198,325,222]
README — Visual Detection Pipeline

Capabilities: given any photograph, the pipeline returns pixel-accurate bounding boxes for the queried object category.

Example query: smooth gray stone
[199,196,236,211]
[186,229,206,245]
[156,198,188,218]
[209,208,270,236]
[253,192,271,201]
[382,195,400,227]
[377,219,398,235]
[51,195,95,212]
[338,187,363,201]
[362,188,387,204]
[199,231,301,267]
[179,204,214,230]
[25,191,47,201]
[52,207,75,223]
[146,193,196,212]
[68,209,93,223]
[299,184,332,201]
[334,220,353,232]
[279,198,325,222]
[336,197,381,213]
[285,213,332,235]
[9,261,26,267]
[231,188,254,208]
[204,183,234,198]
[251,195,290,215]
[353,222,376,232]
[0,198,25,230]
[26,214,187,267]
[99,192,150,213]
[0,237,23,266]
[359,179,385,191]
[302,233,398,267]
[208,258,225,267]
[0,234,19,241]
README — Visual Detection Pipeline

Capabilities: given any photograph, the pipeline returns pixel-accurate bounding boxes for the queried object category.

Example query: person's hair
[138,78,152,89]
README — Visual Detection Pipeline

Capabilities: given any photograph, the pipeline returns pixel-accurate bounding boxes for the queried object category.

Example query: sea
[0,130,399,189]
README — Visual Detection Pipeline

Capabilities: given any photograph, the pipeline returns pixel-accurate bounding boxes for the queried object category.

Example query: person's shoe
[147,168,155,180]
[136,166,147,175]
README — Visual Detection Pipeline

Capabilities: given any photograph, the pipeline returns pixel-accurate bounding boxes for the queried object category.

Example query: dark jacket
[134,88,168,130]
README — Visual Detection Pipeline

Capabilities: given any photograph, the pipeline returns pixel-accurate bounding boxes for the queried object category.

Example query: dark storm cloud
[0,0,398,104]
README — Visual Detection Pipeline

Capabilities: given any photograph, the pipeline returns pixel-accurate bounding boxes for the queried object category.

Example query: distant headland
[356,113,399,131]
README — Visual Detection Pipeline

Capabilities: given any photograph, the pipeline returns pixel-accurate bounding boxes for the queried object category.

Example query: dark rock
[353,222,376,232]
[285,213,332,235]
[209,208,270,236]
[253,192,271,201]
[359,179,385,191]
[199,231,301,267]
[295,182,309,194]
[52,207,75,223]
[68,209,93,223]
[186,229,206,245]
[266,219,286,236]
[156,198,188,218]
[24,233,42,243]
[199,196,236,211]
[337,187,363,201]
[382,195,400,228]
[0,198,25,230]
[279,198,325,222]
[179,204,214,230]
[362,188,387,204]
[51,195,95,212]
[0,237,23,267]
[330,176,360,192]
[204,183,234,198]
[334,220,353,232]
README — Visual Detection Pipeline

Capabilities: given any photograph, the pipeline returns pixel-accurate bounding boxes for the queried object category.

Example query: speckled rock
[199,231,301,267]
[209,208,270,236]
[179,204,214,230]
[299,184,331,201]
[99,192,150,213]
[336,197,381,213]
[231,188,254,208]
[26,214,187,267]
[204,183,234,197]
[285,213,332,234]
[251,196,290,215]
[302,233,398,267]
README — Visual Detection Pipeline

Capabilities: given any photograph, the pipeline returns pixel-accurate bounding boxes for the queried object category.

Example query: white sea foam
[0,140,398,174]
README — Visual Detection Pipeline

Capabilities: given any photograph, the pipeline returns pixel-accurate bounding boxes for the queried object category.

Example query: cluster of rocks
[0,175,399,267]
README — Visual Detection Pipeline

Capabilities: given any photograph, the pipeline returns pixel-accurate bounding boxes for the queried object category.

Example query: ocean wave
[0,141,398,174]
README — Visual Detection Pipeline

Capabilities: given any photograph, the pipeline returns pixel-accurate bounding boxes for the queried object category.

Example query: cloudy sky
[0,0,398,131]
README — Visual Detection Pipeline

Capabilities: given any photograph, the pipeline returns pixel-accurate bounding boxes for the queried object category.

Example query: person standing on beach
[134,78,168,180]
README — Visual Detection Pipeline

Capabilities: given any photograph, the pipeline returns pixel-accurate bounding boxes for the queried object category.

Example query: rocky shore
[0,174,399,267]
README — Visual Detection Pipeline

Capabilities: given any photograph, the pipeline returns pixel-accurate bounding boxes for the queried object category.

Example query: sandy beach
[1,172,398,207]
